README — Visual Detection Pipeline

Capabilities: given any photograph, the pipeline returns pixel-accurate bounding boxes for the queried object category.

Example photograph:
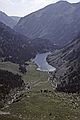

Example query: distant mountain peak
[55,0,70,4]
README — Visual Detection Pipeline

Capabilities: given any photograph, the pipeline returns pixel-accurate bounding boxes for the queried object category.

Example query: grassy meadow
[0,61,80,120]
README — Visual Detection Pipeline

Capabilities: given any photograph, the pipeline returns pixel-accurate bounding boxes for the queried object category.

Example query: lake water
[32,52,56,72]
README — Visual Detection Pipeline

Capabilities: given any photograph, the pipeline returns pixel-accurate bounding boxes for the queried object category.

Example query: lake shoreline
[32,52,56,72]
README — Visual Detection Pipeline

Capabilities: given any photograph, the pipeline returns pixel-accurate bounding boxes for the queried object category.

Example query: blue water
[33,52,56,72]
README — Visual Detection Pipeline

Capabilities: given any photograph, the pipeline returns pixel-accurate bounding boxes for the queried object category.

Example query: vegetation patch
[0,61,80,120]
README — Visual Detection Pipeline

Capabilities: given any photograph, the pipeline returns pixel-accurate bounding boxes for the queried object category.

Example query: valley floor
[0,61,80,120]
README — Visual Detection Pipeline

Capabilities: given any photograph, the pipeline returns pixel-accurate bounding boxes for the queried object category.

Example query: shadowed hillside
[0,22,36,64]
[0,69,25,102]
[47,36,80,92]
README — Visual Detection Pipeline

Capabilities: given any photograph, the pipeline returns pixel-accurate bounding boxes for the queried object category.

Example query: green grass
[1,92,80,120]
[0,61,52,91]
[0,61,80,120]
[22,62,48,83]
[0,61,21,75]
[22,62,53,91]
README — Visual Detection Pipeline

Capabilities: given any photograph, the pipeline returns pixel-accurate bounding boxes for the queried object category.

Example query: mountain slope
[0,11,17,28]
[0,69,25,101]
[14,1,80,46]
[0,22,36,64]
[11,16,21,22]
[47,36,80,92]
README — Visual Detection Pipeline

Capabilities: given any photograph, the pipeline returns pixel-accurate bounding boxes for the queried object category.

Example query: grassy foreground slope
[0,61,80,120]
[22,62,53,91]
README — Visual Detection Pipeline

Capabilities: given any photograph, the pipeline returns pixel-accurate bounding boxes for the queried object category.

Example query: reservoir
[33,52,56,72]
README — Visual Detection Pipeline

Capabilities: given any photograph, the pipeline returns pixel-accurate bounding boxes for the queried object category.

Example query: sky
[0,0,80,17]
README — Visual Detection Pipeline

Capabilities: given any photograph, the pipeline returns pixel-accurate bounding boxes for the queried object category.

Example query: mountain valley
[0,1,80,120]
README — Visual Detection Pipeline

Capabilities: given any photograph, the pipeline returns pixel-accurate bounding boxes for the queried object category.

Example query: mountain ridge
[0,11,18,28]
[14,1,80,47]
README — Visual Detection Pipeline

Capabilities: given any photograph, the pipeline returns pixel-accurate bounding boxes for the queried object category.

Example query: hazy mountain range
[14,1,80,47]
